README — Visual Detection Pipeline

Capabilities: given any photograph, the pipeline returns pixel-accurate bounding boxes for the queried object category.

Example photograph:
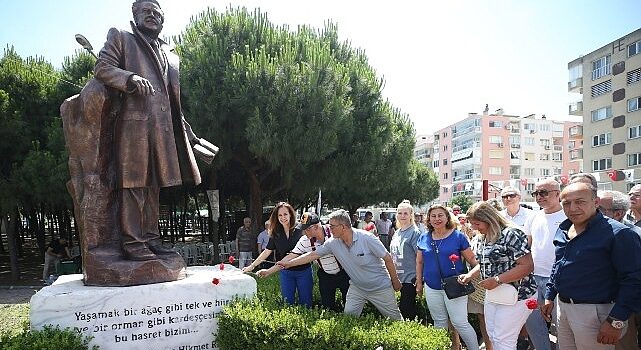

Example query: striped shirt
[291,225,341,274]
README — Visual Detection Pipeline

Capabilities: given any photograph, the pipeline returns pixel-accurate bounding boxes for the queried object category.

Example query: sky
[1,0,639,134]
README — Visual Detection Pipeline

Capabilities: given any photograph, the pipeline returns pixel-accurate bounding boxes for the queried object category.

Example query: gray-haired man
[279,209,403,320]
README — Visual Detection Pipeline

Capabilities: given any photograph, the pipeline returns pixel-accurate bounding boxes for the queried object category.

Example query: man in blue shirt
[542,182,641,349]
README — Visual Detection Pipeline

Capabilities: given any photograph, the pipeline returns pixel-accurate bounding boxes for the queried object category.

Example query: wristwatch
[606,316,625,330]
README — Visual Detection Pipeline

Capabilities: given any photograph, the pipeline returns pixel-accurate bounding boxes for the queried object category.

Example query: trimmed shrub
[0,325,97,350]
[216,274,450,349]
[216,298,450,350]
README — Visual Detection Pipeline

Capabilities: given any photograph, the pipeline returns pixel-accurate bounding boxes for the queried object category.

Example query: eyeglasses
[501,193,518,199]
[532,189,558,198]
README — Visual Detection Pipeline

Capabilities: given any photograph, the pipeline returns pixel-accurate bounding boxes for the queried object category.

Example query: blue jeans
[525,275,553,350]
[279,265,313,308]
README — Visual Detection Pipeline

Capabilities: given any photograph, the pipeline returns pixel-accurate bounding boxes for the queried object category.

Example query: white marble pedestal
[30,265,256,350]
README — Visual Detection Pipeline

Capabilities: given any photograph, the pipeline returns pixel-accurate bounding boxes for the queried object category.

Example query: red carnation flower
[212,278,220,285]
[525,298,538,310]
[228,256,235,264]
[219,263,225,270]
[449,254,460,263]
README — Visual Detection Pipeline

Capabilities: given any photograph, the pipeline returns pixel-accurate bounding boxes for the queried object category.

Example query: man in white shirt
[524,178,565,350]
[500,186,535,230]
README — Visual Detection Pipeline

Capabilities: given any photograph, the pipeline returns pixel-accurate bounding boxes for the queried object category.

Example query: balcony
[568,77,583,93]
[452,141,480,153]
[453,173,481,182]
[569,125,583,138]
[569,149,583,160]
[452,126,480,139]
[569,101,583,116]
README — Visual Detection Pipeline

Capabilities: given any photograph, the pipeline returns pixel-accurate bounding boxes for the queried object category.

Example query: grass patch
[0,303,30,336]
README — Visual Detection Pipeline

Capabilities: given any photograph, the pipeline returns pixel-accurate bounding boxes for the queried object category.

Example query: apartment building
[430,108,581,204]
[568,28,641,192]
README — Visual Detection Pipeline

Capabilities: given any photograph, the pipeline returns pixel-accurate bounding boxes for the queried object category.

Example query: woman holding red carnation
[416,204,479,350]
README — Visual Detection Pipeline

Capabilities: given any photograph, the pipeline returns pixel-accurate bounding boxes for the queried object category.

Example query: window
[628,97,641,112]
[539,124,551,132]
[433,160,439,168]
[489,150,504,159]
[553,167,562,175]
[488,167,502,175]
[540,169,550,176]
[629,153,641,167]
[629,40,641,57]
[592,158,612,171]
[443,158,448,165]
[629,68,641,85]
[510,152,520,159]
[509,136,520,144]
[525,168,535,176]
[540,139,551,147]
[525,137,535,146]
[591,80,612,98]
[489,136,503,144]
[524,152,535,161]
[526,183,535,192]
[443,187,448,193]
[569,140,576,149]
[540,154,550,161]
[630,125,641,139]
[592,55,611,80]
[443,173,448,180]
[523,123,535,131]
[489,121,503,128]
[592,132,612,147]
[591,106,612,122]
[553,153,563,161]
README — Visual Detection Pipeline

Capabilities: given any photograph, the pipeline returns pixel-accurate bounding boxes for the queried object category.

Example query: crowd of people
[240,176,641,350]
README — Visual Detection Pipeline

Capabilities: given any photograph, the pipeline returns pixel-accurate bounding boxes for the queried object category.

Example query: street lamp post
[75,34,97,59]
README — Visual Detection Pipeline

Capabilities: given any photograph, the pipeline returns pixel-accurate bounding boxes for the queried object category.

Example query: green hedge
[215,273,451,349]
[0,325,97,350]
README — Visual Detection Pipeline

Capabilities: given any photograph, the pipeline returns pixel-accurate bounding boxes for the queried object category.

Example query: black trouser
[399,282,417,320]
[317,268,350,312]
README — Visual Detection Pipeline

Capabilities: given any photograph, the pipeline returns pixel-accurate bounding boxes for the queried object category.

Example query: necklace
[431,234,446,254]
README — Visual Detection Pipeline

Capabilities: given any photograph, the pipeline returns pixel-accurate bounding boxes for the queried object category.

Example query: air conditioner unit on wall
[498,143,504,148]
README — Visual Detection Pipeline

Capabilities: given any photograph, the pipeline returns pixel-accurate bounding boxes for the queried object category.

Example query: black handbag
[431,232,475,300]
[441,275,476,300]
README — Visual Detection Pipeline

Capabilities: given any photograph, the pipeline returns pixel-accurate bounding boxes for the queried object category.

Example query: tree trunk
[0,214,5,254]
[8,207,21,281]
[247,171,262,238]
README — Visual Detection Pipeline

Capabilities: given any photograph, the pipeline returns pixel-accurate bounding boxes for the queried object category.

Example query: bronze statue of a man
[60,0,216,286]
[94,0,204,260]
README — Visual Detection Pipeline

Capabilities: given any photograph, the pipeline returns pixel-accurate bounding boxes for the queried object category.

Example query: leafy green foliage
[0,325,98,350]
[216,297,450,350]
[450,194,474,213]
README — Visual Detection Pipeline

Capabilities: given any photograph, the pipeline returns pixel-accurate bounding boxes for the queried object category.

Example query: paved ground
[0,287,40,304]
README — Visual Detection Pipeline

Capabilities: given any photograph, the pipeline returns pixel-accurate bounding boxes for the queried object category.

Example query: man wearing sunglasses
[523,178,565,350]
[500,186,535,231]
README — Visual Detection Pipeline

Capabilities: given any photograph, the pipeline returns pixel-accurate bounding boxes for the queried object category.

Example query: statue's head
[132,0,164,37]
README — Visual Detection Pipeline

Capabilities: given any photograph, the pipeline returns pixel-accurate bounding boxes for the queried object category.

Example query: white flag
[317,189,322,215]
[623,169,635,183]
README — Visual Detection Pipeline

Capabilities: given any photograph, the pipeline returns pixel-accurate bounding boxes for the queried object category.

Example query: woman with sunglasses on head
[243,202,313,308]
[460,201,537,350]
[416,204,479,350]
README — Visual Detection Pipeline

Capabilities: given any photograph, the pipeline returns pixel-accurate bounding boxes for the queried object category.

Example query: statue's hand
[127,74,155,95]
